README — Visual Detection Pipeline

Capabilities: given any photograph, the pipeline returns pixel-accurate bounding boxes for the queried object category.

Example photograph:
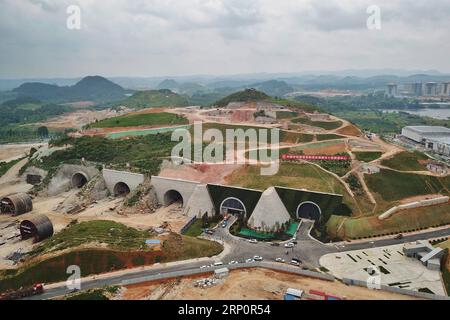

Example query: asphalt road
[24,219,450,300]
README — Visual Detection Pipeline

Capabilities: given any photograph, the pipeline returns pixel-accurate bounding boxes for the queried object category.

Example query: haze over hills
[12,76,128,103]
[118,89,190,109]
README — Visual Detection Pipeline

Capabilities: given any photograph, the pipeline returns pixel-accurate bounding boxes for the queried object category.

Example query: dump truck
[0,283,44,300]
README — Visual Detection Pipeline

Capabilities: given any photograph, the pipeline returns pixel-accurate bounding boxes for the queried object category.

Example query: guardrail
[121,261,335,286]
[180,216,197,235]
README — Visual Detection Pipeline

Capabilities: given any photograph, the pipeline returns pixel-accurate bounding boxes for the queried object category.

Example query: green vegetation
[353,151,382,162]
[294,93,450,134]
[161,233,223,262]
[0,96,72,127]
[327,203,450,240]
[214,88,270,107]
[213,88,319,112]
[381,151,429,171]
[183,216,222,237]
[13,76,126,103]
[276,111,298,119]
[365,169,449,202]
[65,286,119,300]
[90,112,188,128]
[26,134,177,180]
[31,220,151,255]
[0,224,222,293]
[316,134,345,141]
[119,89,189,109]
[0,158,22,178]
[292,117,343,130]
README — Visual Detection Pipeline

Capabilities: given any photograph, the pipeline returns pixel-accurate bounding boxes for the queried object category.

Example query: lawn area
[292,117,343,130]
[353,151,383,162]
[161,233,223,262]
[327,203,450,240]
[436,240,450,295]
[316,134,345,141]
[30,220,151,255]
[90,112,188,128]
[381,151,429,171]
[182,217,221,237]
[365,169,449,202]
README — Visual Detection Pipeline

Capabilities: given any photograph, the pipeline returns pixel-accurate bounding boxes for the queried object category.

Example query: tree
[37,126,49,138]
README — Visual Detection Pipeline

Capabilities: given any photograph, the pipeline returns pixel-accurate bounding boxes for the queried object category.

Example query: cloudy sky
[1,0,450,78]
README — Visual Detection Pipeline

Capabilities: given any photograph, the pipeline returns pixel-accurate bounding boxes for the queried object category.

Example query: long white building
[402,126,450,156]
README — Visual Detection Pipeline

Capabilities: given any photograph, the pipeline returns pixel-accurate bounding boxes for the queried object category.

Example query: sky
[1,0,450,78]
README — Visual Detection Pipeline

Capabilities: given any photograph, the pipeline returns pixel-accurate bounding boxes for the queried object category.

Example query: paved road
[24,218,450,300]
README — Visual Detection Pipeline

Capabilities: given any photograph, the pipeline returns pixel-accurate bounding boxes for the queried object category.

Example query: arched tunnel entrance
[296,201,321,221]
[164,190,183,206]
[220,197,246,216]
[71,172,88,189]
[114,182,131,197]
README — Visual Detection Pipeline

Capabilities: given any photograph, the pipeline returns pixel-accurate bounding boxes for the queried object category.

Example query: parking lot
[319,244,446,296]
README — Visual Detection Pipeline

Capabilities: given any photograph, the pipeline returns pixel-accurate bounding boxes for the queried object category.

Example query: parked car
[248,239,258,244]
[253,256,263,261]
[270,242,280,246]
[221,222,228,228]
[275,258,285,263]
[200,265,208,269]
[228,260,238,265]
[214,262,223,266]
[290,260,301,266]
[205,230,214,235]
[284,242,295,248]
[394,234,403,240]
[245,258,255,263]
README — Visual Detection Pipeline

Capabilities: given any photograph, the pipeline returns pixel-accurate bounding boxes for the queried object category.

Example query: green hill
[119,89,189,109]
[13,76,127,103]
[214,88,269,107]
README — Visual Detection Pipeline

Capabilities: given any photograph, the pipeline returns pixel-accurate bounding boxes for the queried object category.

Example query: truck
[0,283,44,300]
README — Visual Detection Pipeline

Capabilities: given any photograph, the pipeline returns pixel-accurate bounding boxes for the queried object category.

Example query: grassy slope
[292,117,343,130]
[353,151,383,162]
[381,151,429,171]
[365,169,449,202]
[90,112,188,128]
[327,203,450,240]
[437,240,450,295]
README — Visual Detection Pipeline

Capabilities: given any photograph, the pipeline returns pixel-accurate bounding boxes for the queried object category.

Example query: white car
[228,260,238,265]
[214,262,223,266]
[200,265,208,269]
[248,239,258,244]
[290,260,301,266]
[245,258,255,263]
[275,258,285,263]
[284,242,295,248]
[253,256,263,261]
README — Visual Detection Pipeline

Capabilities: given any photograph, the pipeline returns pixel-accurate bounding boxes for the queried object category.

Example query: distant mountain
[213,88,270,107]
[157,79,179,90]
[250,80,294,97]
[118,89,189,109]
[13,76,127,103]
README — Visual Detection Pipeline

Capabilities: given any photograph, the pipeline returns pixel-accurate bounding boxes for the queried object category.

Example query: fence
[121,261,335,286]
[180,216,197,235]
[342,278,450,300]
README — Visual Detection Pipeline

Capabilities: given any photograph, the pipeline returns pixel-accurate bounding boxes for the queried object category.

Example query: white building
[402,126,450,156]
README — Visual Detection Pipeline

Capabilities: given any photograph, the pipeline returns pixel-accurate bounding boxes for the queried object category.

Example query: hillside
[213,88,270,107]
[213,88,319,112]
[251,80,294,97]
[118,89,189,109]
[13,76,127,103]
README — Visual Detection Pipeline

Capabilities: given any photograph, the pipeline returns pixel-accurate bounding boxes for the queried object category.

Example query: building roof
[427,136,450,145]
[404,126,450,134]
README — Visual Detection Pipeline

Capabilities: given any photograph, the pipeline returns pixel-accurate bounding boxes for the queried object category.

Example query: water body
[380,108,450,120]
